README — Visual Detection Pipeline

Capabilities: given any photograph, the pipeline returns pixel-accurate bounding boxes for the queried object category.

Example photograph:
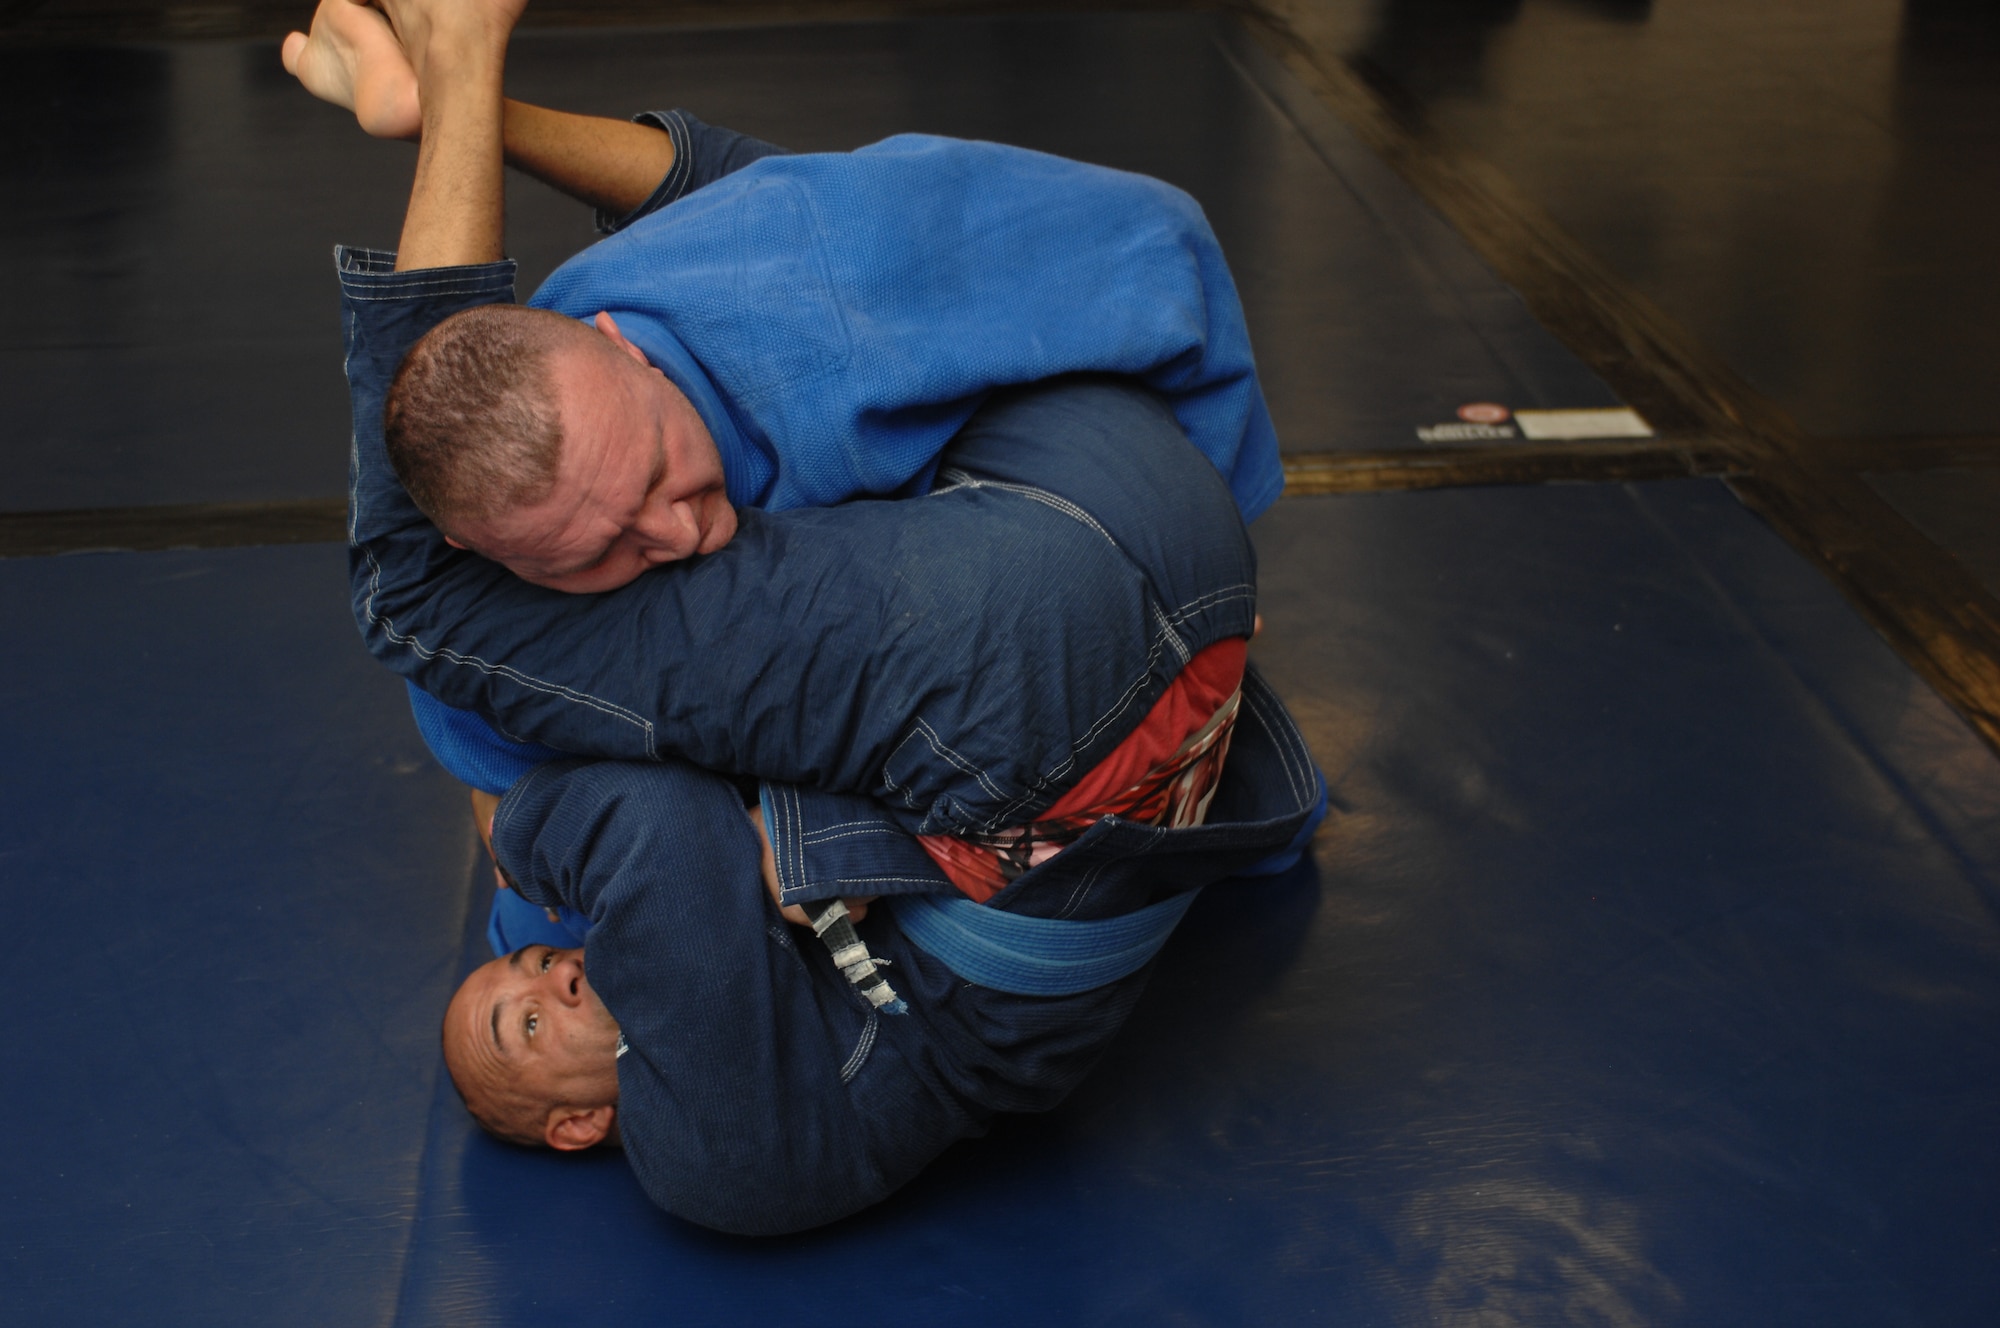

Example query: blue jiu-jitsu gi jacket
[532,113,1282,517]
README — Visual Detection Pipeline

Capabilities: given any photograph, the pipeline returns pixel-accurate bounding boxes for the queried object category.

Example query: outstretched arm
[368,0,517,270]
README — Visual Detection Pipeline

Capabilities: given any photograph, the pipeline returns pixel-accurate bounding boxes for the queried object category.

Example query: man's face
[443,944,623,1147]
[451,320,737,594]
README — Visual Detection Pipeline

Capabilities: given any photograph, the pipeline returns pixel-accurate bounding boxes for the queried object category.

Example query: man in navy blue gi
[288,0,1323,1233]
[447,669,1321,1236]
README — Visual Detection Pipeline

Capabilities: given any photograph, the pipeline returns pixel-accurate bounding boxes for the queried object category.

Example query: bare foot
[281,0,421,140]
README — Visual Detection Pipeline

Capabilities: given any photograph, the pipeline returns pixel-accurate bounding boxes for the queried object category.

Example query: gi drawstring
[805,899,907,1016]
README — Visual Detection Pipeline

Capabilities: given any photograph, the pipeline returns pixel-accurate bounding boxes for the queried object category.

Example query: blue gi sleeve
[595,109,791,234]
[406,683,560,794]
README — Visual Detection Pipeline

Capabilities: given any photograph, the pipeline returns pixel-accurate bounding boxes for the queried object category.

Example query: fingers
[776,897,873,926]
[469,787,500,856]
[281,30,307,75]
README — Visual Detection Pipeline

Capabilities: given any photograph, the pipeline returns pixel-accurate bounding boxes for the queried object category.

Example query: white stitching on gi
[357,544,659,756]
[839,1010,879,1084]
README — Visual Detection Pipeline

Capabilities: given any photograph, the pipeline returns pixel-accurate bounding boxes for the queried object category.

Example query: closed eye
[552,542,617,580]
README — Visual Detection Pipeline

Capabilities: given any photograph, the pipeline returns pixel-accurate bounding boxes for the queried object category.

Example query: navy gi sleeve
[489,757,765,919]
[757,781,953,909]
[489,760,951,918]
[594,109,791,234]
[337,246,516,551]
[488,756,905,1237]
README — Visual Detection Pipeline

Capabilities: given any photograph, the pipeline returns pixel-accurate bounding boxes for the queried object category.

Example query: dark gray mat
[0,11,1623,512]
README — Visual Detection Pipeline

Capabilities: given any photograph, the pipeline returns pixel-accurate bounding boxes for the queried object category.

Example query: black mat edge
[1830,436,2000,474]
[0,0,1205,44]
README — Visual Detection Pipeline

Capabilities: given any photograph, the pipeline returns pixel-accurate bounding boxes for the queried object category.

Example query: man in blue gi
[287,0,1324,1232]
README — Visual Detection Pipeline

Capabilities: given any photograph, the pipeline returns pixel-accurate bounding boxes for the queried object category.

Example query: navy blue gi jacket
[341,115,1324,1231]
[492,660,1320,1235]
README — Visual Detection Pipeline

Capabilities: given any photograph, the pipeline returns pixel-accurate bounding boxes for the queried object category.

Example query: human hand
[781,895,874,926]
[280,0,422,139]
[464,786,522,899]
[469,786,499,856]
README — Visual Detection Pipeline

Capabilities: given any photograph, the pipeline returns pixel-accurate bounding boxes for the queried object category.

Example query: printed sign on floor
[1416,421,1518,443]
[1513,408,1653,440]
[1417,405,1652,444]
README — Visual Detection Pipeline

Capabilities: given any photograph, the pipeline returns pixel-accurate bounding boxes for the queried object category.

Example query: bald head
[443,944,624,1149]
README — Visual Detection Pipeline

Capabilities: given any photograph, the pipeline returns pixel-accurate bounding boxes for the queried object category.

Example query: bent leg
[939,375,1258,641]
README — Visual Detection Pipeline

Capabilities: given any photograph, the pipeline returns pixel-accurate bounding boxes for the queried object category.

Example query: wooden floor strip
[0,498,347,559]
[1282,439,1731,495]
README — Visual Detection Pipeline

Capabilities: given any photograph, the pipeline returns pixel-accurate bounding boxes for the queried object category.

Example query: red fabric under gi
[919,637,1248,902]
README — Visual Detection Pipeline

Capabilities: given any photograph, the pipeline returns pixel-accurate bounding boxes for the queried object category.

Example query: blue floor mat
[5,434,1996,1328]
[385,478,2000,1326]
[0,544,474,1326]
[5,11,1997,1326]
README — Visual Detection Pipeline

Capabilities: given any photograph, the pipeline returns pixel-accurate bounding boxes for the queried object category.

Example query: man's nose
[634,499,698,557]
[541,950,586,1005]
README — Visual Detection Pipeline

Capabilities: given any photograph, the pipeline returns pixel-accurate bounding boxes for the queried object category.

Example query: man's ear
[545,1103,616,1151]
[592,312,651,367]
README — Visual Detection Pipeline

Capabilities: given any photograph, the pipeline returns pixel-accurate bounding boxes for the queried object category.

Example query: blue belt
[886,769,1326,996]
[887,888,1200,997]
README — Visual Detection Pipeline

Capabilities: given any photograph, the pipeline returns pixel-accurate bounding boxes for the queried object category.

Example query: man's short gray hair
[384,304,592,531]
